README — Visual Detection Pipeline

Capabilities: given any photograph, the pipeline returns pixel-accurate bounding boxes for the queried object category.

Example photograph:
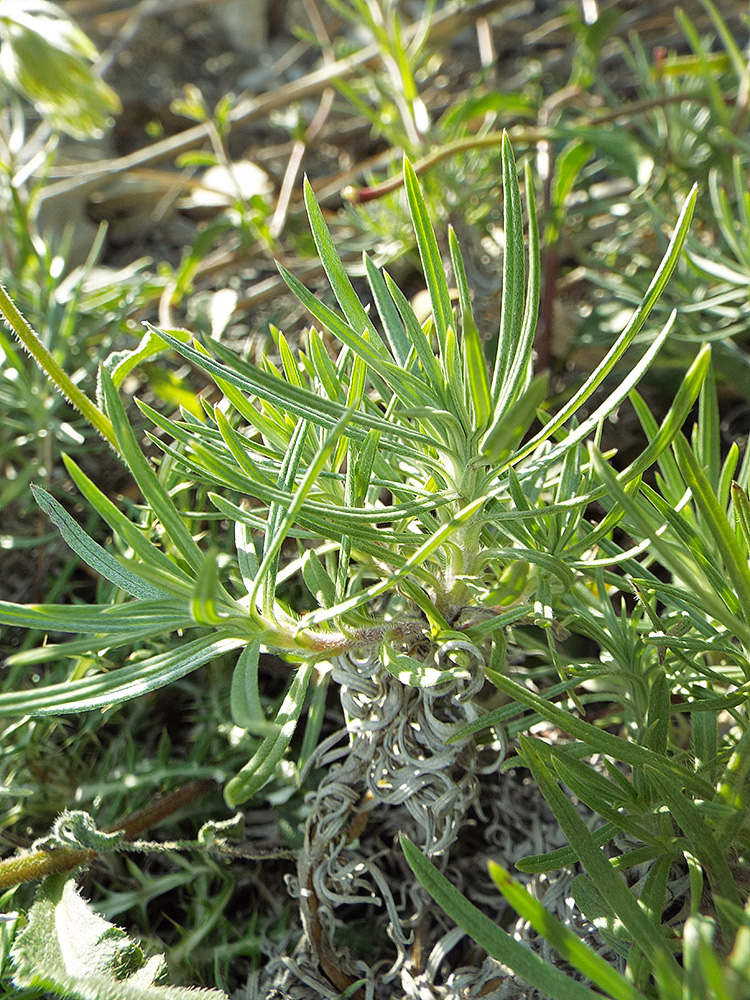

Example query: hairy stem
[0,779,218,890]
[0,283,117,450]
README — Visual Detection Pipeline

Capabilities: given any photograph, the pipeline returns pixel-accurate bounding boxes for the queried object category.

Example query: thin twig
[0,779,219,890]
[270,0,336,239]
[344,90,726,203]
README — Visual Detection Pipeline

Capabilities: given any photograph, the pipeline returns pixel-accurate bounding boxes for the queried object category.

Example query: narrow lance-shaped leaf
[481,373,548,465]
[626,856,675,990]
[731,482,750,555]
[612,460,750,632]
[508,310,677,473]
[694,359,720,490]
[520,736,684,989]
[401,835,606,1000]
[30,485,169,600]
[718,442,739,513]
[536,744,659,847]
[277,263,432,409]
[302,549,337,609]
[276,328,306,388]
[62,455,196,591]
[673,432,750,631]
[224,660,315,806]
[491,132,526,402]
[364,253,411,368]
[442,324,468,425]
[588,448,750,649]
[338,347,367,470]
[382,269,445,392]
[230,639,273,732]
[303,177,387,351]
[455,665,714,797]
[5,627,182,667]
[234,518,259,597]
[509,184,698,465]
[261,417,309,617]
[100,368,205,576]
[147,325,434,449]
[496,157,540,414]
[0,599,192,636]
[645,767,741,920]
[487,861,644,1000]
[190,547,237,626]
[0,634,246,717]
[307,325,346,402]
[449,226,491,430]
[616,344,711,487]
[108,324,191,390]
[714,724,750,850]
[249,408,355,615]
[517,822,622,875]
[403,156,453,359]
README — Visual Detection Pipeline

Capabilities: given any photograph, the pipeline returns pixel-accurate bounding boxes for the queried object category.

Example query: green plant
[317,0,542,267]
[517,0,750,383]
[338,0,750,389]
[0,132,723,997]
[397,267,750,996]
[166,83,276,304]
[0,0,132,623]
[404,832,750,1000]
[323,0,433,154]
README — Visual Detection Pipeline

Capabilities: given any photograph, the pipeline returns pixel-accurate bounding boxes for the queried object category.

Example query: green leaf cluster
[0,136,700,812]
[4,130,741,998]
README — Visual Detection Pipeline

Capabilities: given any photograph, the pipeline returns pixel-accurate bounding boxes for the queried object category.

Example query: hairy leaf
[12,874,226,999]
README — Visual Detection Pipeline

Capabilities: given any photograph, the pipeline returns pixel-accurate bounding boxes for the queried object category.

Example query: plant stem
[0,846,96,891]
[0,779,218,890]
[0,283,118,451]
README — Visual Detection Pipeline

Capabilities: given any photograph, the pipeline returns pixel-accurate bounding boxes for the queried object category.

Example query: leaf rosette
[0,135,700,807]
